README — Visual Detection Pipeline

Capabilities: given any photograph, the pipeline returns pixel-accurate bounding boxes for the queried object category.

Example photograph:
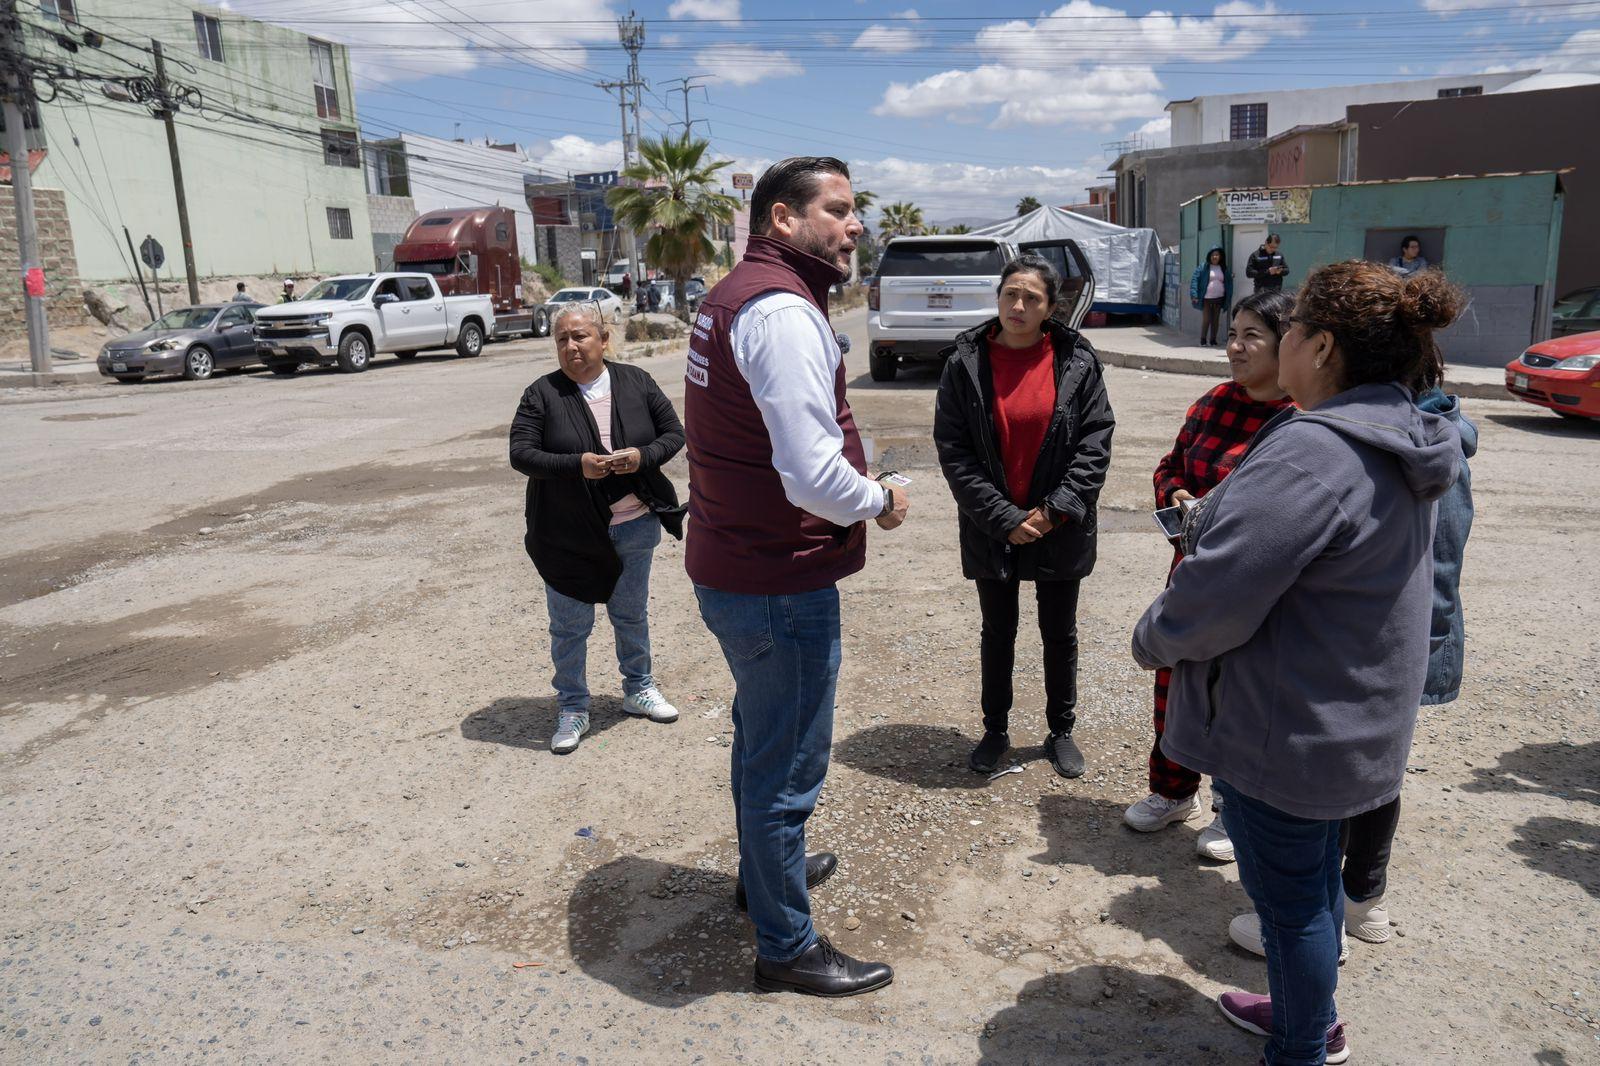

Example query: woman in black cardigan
[509,303,686,754]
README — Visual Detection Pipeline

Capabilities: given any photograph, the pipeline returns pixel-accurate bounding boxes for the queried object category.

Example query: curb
[0,370,104,388]
[1094,348,1509,402]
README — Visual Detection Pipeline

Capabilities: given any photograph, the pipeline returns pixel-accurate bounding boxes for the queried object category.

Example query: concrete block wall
[367,194,418,237]
[0,186,86,333]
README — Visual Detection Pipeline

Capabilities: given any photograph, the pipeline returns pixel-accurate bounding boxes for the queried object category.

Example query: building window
[322,128,359,168]
[327,207,353,240]
[310,40,340,120]
[1438,86,1482,98]
[193,13,224,61]
[1230,102,1267,140]
[40,0,77,22]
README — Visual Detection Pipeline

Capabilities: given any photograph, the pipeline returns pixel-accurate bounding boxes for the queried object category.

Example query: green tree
[946,223,972,234]
[850,189,877,284]
[607,134,740,316]
[879,201,926,238]
[1016,195,1042,216]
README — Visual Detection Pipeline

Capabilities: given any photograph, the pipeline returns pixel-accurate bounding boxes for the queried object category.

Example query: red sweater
[989,331,1056,505]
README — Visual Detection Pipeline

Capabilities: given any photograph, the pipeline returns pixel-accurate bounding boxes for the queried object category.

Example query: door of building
[1231,225,1266,299]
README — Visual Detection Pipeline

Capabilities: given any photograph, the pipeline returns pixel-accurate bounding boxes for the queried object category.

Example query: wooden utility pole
[1,0,50,372]
[151,40,199,305]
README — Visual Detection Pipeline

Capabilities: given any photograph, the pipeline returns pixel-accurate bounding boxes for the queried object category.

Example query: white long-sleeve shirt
[730,292,883,527]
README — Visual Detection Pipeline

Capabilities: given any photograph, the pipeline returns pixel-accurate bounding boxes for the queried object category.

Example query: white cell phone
[1153,504,1184,540]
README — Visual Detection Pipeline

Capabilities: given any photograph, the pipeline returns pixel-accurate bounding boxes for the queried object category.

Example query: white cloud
[877,64,1164,128]
[694,43,804,85]
[668,0,741,20]
[851,157,1107,219]
[853,9,926,53]
[528,134,626,175]
[873,1,1303,129]
[1521,28,1600,72]
[225,0,620,83]
[1132,114,1171,147]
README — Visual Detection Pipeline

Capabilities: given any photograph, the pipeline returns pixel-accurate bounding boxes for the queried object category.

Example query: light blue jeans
[545,514,661,711]
[694,583,841,962]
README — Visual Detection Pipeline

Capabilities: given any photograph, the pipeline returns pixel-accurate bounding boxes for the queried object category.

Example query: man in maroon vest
[687,157,909,996]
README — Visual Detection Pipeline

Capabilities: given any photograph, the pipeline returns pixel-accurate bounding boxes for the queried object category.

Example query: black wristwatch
[878,482,894,518]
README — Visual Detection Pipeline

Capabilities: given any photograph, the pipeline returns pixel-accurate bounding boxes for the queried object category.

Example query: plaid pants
[1150,667,1202,799]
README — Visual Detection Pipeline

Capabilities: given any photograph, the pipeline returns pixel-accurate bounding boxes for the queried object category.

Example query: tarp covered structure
[970,206,1164,312]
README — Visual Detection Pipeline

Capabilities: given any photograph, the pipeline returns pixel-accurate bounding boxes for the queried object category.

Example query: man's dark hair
[1266,232,1281,244]
[1401,234,1421,251]
[750,157,850,237]
[236,282,246,291]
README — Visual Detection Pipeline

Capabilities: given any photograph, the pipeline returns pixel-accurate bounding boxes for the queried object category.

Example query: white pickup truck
[253,272,495,375]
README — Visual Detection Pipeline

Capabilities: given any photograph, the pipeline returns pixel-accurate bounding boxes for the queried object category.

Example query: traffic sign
[140,236,165,271]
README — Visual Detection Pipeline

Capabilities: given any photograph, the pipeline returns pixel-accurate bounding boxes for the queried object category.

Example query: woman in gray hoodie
[1133,261,1464,1066]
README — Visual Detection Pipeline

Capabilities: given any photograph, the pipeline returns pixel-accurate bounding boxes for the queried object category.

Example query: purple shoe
[1217,992,1350,1064]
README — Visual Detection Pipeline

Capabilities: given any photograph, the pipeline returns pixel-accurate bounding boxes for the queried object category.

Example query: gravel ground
[1,309,1597,1065]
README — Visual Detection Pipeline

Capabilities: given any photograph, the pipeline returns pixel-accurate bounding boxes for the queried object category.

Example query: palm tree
[946,223,972,234]
[879,201,926,238]
[607,135,740,316]
[850,189,877,284]
[1016,195,1042,216]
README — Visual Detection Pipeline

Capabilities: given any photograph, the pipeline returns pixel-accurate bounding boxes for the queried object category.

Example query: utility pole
[151,40,199,305]
[1,0,50,373]
[615,11,645,290]
[661,75,712,138]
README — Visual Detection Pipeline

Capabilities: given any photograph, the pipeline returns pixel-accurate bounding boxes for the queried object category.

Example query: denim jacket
[1416,388,1476,705]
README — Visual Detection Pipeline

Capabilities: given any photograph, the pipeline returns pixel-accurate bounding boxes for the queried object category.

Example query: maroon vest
[684,235,868,594]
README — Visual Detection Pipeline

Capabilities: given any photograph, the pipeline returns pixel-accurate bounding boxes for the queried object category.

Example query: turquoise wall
[22,0,373,282]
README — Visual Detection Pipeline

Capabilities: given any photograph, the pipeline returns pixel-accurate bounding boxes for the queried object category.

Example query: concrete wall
[367,194,417,270]
[22,0,373,284]
[1115,141,1266,247]
[1167,73,1531,148]
[393,134,538,265]
[533,225,583,285]
[0,187,84,332]
[1348,84,1600,296]
[1181,172,1563,366]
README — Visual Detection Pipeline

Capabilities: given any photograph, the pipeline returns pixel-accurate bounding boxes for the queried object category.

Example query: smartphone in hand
[1153,505,1184,542]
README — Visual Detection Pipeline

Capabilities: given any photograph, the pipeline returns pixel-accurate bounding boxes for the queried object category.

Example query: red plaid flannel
[1153,380,1292,508]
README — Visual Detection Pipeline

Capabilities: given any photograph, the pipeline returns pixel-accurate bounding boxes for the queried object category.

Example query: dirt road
[2,309,1596,1064]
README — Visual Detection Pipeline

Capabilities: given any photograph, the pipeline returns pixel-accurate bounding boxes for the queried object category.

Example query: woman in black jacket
[508,303,686,755]
[933,254,1116,778]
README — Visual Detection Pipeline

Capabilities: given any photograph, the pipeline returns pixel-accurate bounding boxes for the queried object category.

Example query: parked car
[252,273,493,375]
[685,276,708,313]
[533,286,626,336]
[1552,286,1600,337]
[97,303,264,383]
[866,235,1094,381]
[1505,329,1600,421]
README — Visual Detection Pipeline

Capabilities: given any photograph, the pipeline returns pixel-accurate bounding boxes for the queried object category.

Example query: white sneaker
[550,709,589,754]
[623,686,679,723]
[1345,894,1391,943]
[1123,792,1201,832]
[1196,814,1236,863]
[1229,912,1350,963]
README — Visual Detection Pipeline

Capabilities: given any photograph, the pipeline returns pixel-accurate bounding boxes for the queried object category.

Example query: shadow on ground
[1460,740,1599,807]
[1480,411,1600,437]
[460,695,634,751]
[833,722,1017,790]
[566,855,750,1007]
[1033,793,1253,979]
[979,968,1255,1064]
[1509,816,1600,899]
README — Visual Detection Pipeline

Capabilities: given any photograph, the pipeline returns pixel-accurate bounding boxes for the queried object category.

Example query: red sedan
[1505,330,1600,420]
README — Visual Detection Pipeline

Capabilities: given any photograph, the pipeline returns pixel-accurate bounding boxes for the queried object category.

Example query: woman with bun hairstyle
[1123,289,1295,861]
[1133,262,1464,1065]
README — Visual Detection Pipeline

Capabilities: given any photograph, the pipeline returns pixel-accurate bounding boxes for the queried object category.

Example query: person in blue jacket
[1190,246,1232,347]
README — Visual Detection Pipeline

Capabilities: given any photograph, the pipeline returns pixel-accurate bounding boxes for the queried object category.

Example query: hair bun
[1397,271,1463,332]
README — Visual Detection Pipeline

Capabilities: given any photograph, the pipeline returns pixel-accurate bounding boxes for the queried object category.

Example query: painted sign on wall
[1217,187,1311,225]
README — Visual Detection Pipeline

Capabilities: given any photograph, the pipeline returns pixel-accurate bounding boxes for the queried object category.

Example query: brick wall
[0,185,85,332]
[367,194,418,236]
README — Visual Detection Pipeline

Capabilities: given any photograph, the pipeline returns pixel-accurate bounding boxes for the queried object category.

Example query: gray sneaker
[551,709,590,754]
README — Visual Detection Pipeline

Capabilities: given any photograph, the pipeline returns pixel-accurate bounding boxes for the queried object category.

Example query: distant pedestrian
[1245,234,1288,292]
[280,279,296,303]
[686,155,905,998]
[1189,247,1231,346]
[933,253,1115,781]
[646,281,661,313]
[508,302,687,755]
[619,272,632,301]
[230,282,253,302]
[1388,235,1429,277]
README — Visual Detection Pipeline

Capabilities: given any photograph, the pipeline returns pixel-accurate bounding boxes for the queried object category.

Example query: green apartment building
[14,0,373,287]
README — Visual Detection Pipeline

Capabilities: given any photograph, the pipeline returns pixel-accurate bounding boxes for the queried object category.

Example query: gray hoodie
[1132,382,1461,820]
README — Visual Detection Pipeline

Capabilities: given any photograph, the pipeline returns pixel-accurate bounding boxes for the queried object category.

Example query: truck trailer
[392,206,537,338]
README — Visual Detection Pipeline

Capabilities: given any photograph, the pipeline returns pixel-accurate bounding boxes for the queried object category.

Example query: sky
[221,0,1600,225]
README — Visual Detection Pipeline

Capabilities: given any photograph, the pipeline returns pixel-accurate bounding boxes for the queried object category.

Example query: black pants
[1340,795,1401,901]
[975,577,1080,736]
[1200,297,1225,344]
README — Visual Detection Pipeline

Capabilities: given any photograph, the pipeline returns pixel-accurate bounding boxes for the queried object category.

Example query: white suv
[866,235,1094,381]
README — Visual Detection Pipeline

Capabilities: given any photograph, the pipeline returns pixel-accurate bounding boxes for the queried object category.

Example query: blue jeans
[694,583,840,962]
[1215,779,1342,1066]
[545,515,662,711]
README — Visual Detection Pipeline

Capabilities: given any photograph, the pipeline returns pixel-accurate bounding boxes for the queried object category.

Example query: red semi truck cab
[392,206,535,337]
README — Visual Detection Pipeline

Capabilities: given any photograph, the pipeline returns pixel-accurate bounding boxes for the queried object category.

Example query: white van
[865,235,1094,381]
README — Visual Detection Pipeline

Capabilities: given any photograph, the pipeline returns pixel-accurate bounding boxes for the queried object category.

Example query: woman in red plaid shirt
[1123,289,1295,858]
